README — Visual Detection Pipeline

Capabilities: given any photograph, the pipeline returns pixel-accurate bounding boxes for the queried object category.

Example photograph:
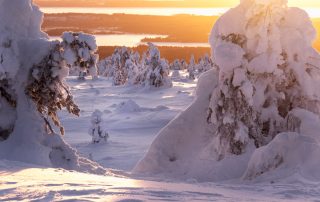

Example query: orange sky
[34,0,320,8]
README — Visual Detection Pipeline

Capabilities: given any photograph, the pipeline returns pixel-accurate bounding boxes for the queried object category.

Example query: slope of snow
[2,160,320,201]
[134,69,255,182]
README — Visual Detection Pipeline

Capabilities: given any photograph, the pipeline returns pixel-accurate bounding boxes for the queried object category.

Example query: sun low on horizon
[34,0,320,8]
[205,0,320,8]
[219,0,320,7]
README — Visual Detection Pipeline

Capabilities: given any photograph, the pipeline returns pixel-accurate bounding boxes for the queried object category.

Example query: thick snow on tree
[111,47,132,86]
[0,0,105,174]
[89,110,109,144]
[97,45,172,88]
[97,56,113,77]
[208,0,320,157]
[134,0,320,182]
[138,43,172,88]
[62,32,98,80]
[126,57,139,85]
[170,59,188,71]
[188,55,196,80]
[98,48,140,85]
[170,59,182,70]
[26,41,79,136]
[197,54,213,74]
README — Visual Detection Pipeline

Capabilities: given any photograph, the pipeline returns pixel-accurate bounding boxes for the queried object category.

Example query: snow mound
[134,70,253,182]
[44,133,107,174]
[243,108,320,181]
[171,70,181,79]
[244,132,320,182]
[114,100,169,113]
[115,99,142,113]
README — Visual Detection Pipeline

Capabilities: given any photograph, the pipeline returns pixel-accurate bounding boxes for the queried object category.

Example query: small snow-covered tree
[197,54,213,74]
[89,110,109,144]
[181,59,188,70]
[188,55,196,80]
[132,51,140,66]
[207,0,320,158]
[140,43,172,88]
[126,57,139,85]
[97,56,113,77]
[170,59,182,70]
[111,47,132,86]
[62,32,99,80]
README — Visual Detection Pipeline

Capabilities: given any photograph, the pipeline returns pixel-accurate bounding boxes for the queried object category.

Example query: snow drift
[134,0,320,182]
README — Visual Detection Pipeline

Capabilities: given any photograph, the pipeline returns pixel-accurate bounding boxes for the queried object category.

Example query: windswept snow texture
[2,160,320,202]
[59,75,197,171]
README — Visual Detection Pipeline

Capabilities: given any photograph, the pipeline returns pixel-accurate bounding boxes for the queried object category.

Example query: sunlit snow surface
[1,74,320,201]
[1,160,320,201]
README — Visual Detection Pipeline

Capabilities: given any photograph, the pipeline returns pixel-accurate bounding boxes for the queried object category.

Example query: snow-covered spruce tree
[208,0,320,158]
[188,55,196,80]
[140,43,172,88]
[97,56,113,77]
[133,52,147,85]
[0,0,105,173]
[61,32,98,80]
[197,54,213,74]
[111,47,132,86]
[126,57,139,85]
[89,110,109,144]
[134,0,320,182]
[132,51,141,66]
[26,41,79,136]
[170,59,182,70]
[181,59,188,70]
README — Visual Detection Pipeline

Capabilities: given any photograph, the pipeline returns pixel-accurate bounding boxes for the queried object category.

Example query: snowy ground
[2,160,320,201]
[60,72,197,171]
[1,73,320,201]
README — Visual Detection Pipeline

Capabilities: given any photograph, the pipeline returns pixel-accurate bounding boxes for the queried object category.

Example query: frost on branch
[26,42,80,135]
[0,0,107,173]
[208,0,320,158]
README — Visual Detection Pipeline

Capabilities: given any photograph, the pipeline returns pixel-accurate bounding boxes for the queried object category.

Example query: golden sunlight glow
[34,0,320,8]
[205,0,320,7]
[36,0,320,52]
